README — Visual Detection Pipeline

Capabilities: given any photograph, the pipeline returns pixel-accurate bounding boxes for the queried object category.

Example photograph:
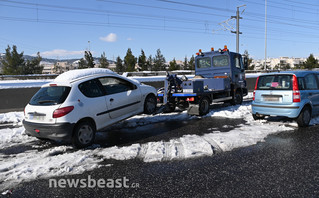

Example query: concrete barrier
[0,79,257,113]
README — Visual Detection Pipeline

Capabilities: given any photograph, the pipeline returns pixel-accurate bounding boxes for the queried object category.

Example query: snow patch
[0,112,24,124]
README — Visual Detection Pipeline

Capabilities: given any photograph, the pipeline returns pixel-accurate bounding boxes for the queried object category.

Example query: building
[41,62,55,74]
[251,57,306,70]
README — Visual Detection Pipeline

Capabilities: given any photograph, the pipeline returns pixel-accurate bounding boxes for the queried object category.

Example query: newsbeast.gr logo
[49,176,140,189]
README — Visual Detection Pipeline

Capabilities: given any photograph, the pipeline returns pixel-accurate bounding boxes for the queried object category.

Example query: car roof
[259,70,319,77]
[54,68,120,83]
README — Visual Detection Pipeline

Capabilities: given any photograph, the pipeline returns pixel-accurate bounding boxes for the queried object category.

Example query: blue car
[251,71,319,127]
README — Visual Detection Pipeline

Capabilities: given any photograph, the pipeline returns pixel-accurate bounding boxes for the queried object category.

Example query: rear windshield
[29,86,71,106]
[257,75,292,90]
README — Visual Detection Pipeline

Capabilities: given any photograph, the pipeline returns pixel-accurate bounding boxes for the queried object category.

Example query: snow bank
[0,112,24,124]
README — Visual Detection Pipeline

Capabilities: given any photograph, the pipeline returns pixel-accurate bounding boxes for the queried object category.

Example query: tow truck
[157,45,248,116]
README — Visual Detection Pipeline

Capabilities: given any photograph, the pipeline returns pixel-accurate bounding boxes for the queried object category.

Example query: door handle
[110,98,114,102]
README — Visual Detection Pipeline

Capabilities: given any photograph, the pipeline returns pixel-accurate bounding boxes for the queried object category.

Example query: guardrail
[0,78,257,113]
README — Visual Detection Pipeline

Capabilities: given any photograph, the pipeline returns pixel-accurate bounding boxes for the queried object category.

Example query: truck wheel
[144,94,157,114]
[164,103,176,113]
[231,90,243,105]
[296,106,311,127]
[72,121,96,149]
[199,97,210,116]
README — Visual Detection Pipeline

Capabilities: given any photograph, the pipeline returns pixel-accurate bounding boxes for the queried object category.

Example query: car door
[78,79,110,129]
[304,73,319,115]
[98,76,142,119]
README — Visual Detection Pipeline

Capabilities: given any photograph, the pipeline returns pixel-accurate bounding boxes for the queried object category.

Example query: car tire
[199,97,210,116]
[252,113,265,120]
[144,94,157,114]
[72,121,95,149]
[296,106,311,127]
[231,90,243,105]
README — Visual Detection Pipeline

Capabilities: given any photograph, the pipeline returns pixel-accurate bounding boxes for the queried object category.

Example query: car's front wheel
[296,106,311,127]
[144,94,157,114]
[72,121,95,148]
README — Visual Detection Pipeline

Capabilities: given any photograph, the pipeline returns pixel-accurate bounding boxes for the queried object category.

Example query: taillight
[253,76,259,101]
[292,75,300,103]
[53,106,74,118]
[186,97,195,102]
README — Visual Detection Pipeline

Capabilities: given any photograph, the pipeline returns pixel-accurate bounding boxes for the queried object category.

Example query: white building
[41,61,55,74]
[251,57,306,70]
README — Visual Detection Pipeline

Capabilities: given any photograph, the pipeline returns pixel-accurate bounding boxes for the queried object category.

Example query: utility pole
[264,0,267,70]
[231,5,245,53]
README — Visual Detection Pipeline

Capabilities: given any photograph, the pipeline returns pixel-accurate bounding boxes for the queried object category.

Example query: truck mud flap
[187,104,200,116]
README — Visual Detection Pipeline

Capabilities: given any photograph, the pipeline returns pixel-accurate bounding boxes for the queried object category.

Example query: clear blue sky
[0,0,319,61]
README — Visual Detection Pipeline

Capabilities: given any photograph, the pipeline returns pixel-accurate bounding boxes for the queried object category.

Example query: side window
[304,74,319,90]
[78,79,104,98]
[98,77,136,95]
[234,55,241,69]
[298,77,305,90]
[212,55,229,67]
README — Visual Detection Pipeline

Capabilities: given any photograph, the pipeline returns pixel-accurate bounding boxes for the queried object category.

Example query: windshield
[197,57,211,69]
[213,55,229,67]
[257,75,292,90]
[29,86,71,106]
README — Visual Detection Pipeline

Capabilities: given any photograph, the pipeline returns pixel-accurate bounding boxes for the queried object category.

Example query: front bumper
[23,120,75,141]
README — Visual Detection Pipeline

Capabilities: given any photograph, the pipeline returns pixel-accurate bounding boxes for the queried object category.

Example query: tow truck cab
[195,46,247,91]
[158,46,248,116]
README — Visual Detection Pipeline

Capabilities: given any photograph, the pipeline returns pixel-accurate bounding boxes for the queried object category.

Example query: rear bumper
[23,120,75,141]
[251,102,302,118]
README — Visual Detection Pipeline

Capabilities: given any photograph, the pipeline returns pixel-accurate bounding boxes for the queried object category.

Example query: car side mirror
[243,56,248,70]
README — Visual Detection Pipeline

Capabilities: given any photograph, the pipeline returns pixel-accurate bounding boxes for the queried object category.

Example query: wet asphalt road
[4,110,319,197]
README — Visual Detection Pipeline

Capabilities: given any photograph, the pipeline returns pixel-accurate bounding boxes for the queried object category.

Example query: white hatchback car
[23,68,157,148]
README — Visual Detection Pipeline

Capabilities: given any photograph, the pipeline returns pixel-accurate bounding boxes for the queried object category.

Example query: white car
[23,68,157,148]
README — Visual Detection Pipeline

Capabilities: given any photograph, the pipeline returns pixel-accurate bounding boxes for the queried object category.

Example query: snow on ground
[0,103,312,191]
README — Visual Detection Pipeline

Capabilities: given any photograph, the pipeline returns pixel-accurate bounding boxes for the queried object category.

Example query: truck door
[232,54,245,88]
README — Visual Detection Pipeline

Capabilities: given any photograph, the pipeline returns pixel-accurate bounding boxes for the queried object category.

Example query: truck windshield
[29,86,71,105]
[197,57,211,69]
[257,75,292,90]
[213,55,229,67]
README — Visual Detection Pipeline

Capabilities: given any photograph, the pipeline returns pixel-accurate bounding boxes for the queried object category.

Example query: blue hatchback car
[252,71,319,127]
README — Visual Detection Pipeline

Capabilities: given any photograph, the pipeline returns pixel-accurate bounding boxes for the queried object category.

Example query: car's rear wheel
[252,113,265,120]
[144,94,157,114]
[72,121,95,148]
[296,106,311,127]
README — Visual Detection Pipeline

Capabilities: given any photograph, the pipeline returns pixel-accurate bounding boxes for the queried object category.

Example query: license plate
[34,116,44,121]
[28,113,45,121]
[263,96,280,102]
